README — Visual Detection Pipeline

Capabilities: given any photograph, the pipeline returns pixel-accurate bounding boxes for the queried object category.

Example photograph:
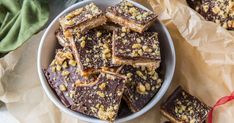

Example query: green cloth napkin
[0,0,49,56]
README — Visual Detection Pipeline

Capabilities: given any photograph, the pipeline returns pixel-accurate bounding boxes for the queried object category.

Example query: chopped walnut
[145,83,151,91]
[99,83,106,90]
[69,59,76,66]
[136,83,146,94]
[97,31,102,37]
[56,65,62,71]
[136,70,146,80]
[96,91,105,98]
[80,40,86,48]
[62,61,68,68]
[132,43,142,49]
[126,72,133,78]
[59,84,67,91]
[62,70,70,76]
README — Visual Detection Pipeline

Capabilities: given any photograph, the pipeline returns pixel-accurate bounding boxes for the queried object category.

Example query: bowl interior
[37,0,175,123]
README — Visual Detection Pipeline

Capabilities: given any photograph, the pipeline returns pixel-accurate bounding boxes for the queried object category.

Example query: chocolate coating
[71,72,126,121]
[106,0,157,25]
[113,29,161,61]
[72,28,117,74]
[44,48,97,107]
[119,65,162,112]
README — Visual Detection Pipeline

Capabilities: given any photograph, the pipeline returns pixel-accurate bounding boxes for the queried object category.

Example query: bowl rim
[37,0,176,122]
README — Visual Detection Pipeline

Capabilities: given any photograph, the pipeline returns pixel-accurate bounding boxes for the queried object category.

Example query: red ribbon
[208,92,234,123]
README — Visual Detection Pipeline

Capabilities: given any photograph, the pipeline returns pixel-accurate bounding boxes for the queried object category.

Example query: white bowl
[37,0,176,122]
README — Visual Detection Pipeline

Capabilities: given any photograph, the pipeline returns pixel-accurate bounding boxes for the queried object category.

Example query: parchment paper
[148,0,234,122]
[0,0,234,123]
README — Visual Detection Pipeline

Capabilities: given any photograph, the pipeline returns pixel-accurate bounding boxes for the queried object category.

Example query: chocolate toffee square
[106,0,157,33]
[187,0,234,30]
[119,65,163,112]
[70,28,117,76]
[199,0,234,30]
[44,48,97,107]
[59,3,107,38]
[71,72,126,121]
[112,28,161,68]
[161,86,210,123]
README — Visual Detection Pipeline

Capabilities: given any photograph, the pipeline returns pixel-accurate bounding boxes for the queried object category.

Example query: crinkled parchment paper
[0,0,234,123]
[148,0,234,122]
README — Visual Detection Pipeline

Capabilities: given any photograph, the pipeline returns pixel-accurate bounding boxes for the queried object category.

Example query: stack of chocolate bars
[44,1,163,121]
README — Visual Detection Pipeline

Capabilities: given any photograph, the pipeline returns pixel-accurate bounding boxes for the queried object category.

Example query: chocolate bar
[112,28,161,68]
[119,65,163,112]
[106,0,157,33]
[70,28,117,76]
[55,28,69,47]
[187,0,234,30]
[59,3,107,38]
[71,72,126,121]
[44,48,97,107]
[161,86,210,123]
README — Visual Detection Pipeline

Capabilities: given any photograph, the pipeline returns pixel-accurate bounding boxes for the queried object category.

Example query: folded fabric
[0,0,49,56]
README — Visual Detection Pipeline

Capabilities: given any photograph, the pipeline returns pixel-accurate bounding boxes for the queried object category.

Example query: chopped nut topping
[132,43,142,49]
[202,5,209,12]
[51,67,56,72]
[90,107,97,112]
[157,79,162,84]
[62,61,68,68]
[103,48,111,54]
[69,91,75,98]
[96,91,105,98]
[121,33,126,37]
[125,1,133,6]
[136,70,146,80]
[97,106,116,121]
[126,72,133,78]
[56,65,62,71]
[136,83,146,94]
[136,38,141,43]
[99,83,106,90]
[151,73,158,80]
[80,40,86,48]
[121,27,129,32]
[95,103,100,108]
[131,50,139,57]
[86,58,90,62]
[69,59,76,66]
[97,31,102,37]
[137,49,143,56]
[145,83,151,91]
[62,70,70,76]
[212,6,220,14]
[59,84,67,91]
[65,8,84,20]
[63,52,73,60]
[151,86,155,91]
[103,43,109,49]
[50,60,56,66]
[122,39,128,44]
[117,90,122,96]
[129,7,138,14]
